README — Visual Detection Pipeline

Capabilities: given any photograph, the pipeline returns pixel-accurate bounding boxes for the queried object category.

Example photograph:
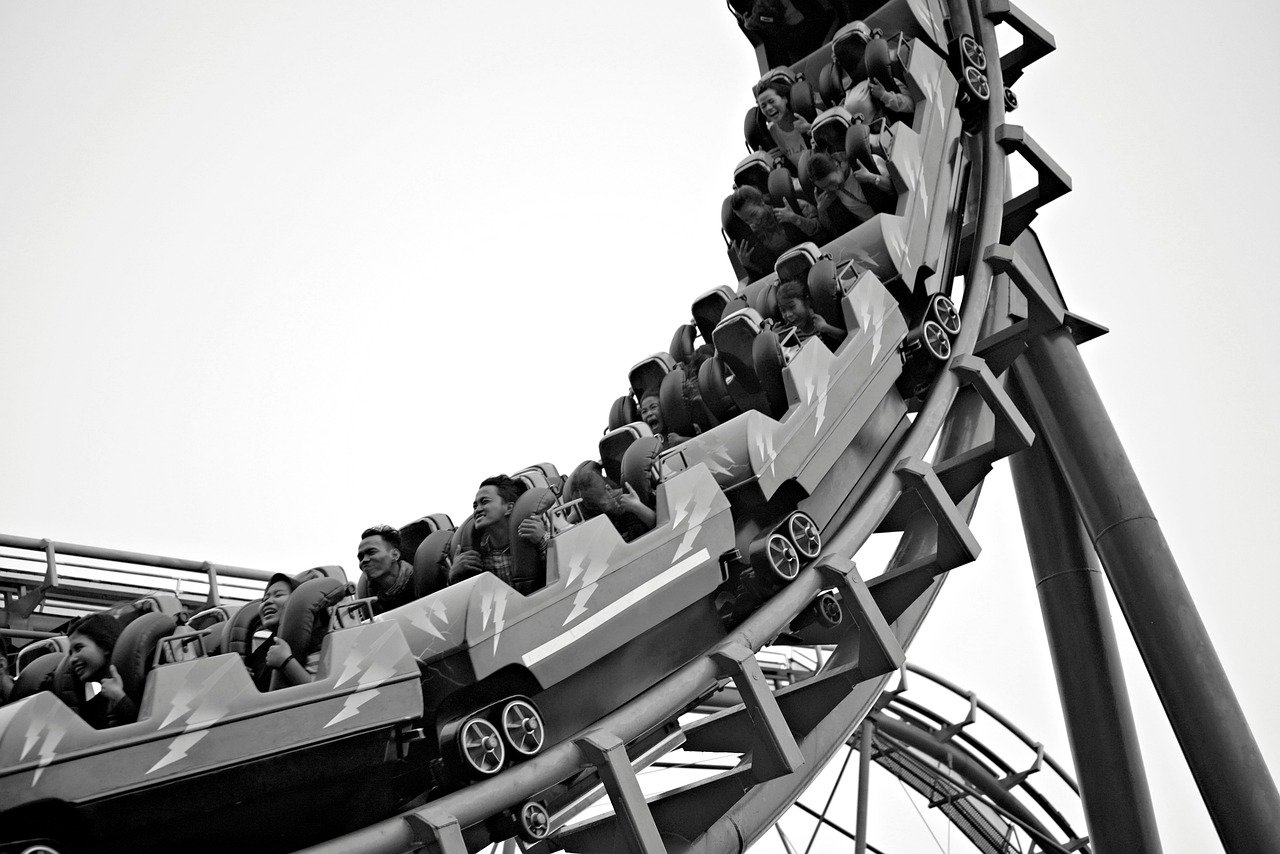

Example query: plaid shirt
[477,533,514,586]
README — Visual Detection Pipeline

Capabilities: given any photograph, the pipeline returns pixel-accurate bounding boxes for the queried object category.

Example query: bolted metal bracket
[998,742,1044,790]
[711,643,806,781]
[951,354,1036,457]
[576,731,666,854]
[403,809,469,854]
[935,692,978,742]
[996,125,1072,243]
[983,0,1056,85]
[817,561,904,680]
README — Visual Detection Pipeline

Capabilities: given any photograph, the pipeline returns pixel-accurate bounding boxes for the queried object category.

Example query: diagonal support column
[402,809,469,854]
[1012,322,1280,853]
[711,643,805,781]
[576,731,665,854]
[1010,405,1163,853]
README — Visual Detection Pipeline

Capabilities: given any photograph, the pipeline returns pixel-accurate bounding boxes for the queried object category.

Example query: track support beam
[817,562,903,679]
[1012,315,1280,853]
[712,643,805,781]
[576,731,666,854]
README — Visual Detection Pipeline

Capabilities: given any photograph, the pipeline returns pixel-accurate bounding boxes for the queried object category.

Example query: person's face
[813,166,846,194]
[739,201,774,231]
[260,580,293,630]
[472,485,512,533]
[780,296,815,328]
[756,88,788,122]
[357,535,400,584]
[640,396,665,434]
[68,632,109,682]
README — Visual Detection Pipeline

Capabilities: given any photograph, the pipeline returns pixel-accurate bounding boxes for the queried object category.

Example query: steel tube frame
[1009,390,1162,854]
[1012,325,1280,853]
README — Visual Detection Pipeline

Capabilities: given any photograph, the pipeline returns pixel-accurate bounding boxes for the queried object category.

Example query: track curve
[293,1,1049,852]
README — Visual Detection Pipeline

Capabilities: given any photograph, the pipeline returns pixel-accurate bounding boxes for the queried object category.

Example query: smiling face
[260,579,293,630]
[472,484,512,533]
[357,535,400,586]
[756,87,788,123]
[67,632,109,683]
[780,295,815,329]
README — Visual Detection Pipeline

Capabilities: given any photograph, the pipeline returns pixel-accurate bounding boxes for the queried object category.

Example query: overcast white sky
[1,2,1277,851]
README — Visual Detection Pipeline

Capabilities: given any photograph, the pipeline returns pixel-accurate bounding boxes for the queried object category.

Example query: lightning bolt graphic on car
[25,720,69,787]
[146,731,209,775]
[324,690,381,728]
[407,595,450,642]
[334,625,401,689]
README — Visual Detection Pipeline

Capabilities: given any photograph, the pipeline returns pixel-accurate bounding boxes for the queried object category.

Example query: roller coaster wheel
[459,715,506,777]
[959,33,987,71]
[517,800,552,842]
[500,698,545,758]
[751,532,801,583]
[815,590,844,628]
[921,320,952,360]
[785,511,822,560]
[927,293,962,337]
[1004,87,1018,112]
[962,65,990,103]
[13,846,63,854]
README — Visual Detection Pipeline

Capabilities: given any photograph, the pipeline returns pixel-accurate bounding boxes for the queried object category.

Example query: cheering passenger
[242,573,309,690]
[753,73,811,172]
[728,184,820,281]
[832,22,915,123]
[450,475,550,594]
[65,613,137,728]
[807,152,893,235]
[566,462,656,542]
[778,278,846,350]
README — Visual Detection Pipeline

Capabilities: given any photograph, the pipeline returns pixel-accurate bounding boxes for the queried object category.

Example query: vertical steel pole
[1009,391,1163,854]
[1012,325,1280,853]
[854,719,873,854]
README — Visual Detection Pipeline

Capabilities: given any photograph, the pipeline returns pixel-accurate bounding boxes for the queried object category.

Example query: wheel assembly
[785,512,822,560]
[898,320,952,399]
[815,590,844,628]
[959,34,986,71]
[751,532,801,584]
[926,293,962,337]
[458,715,506,777]
[516,800,551,842]
[962,65,991,103]
[500,698,545,758]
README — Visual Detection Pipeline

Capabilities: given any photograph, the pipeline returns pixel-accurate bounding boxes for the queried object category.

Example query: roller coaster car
[0,583,424,854]
[375,463,735,788]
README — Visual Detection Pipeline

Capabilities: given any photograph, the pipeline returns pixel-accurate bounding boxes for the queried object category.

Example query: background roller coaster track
[295,2,1059,852]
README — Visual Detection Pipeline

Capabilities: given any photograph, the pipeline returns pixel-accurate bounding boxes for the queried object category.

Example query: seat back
[734,152,774,192]
[775,242,823,284]
[629,353,677,401]
[16,636,69,676]
[600,422,653,486]
[810,107,852,155]
[515,462,563,495]
[744,279,781,322]
[9,650,63,702]
[187,605,236,656]
[608,393,640,432]
[399,513,455,567]
[692,286,738,343]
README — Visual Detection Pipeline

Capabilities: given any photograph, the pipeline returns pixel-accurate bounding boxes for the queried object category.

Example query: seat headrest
[629,353,677,401]
[692,286,738,344]
[515,463,562,493]
[775,242,823,283]
[811,107,853,153]
[734,152,774,191]
[746,279,781,322]
[600,422,653,486]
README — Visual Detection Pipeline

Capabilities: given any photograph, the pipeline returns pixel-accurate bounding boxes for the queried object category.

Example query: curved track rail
[293,1,1063,851]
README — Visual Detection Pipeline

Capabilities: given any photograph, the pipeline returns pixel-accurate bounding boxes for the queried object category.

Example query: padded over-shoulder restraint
[272,577,348,688]
[608,394,640,432]
[620,435,663,508]
[669,323,698,364]
[510,487,556,595]
[699,355,740,424]
[113,611,179,705]
[412,528,454,598]
[753,329,791,419]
